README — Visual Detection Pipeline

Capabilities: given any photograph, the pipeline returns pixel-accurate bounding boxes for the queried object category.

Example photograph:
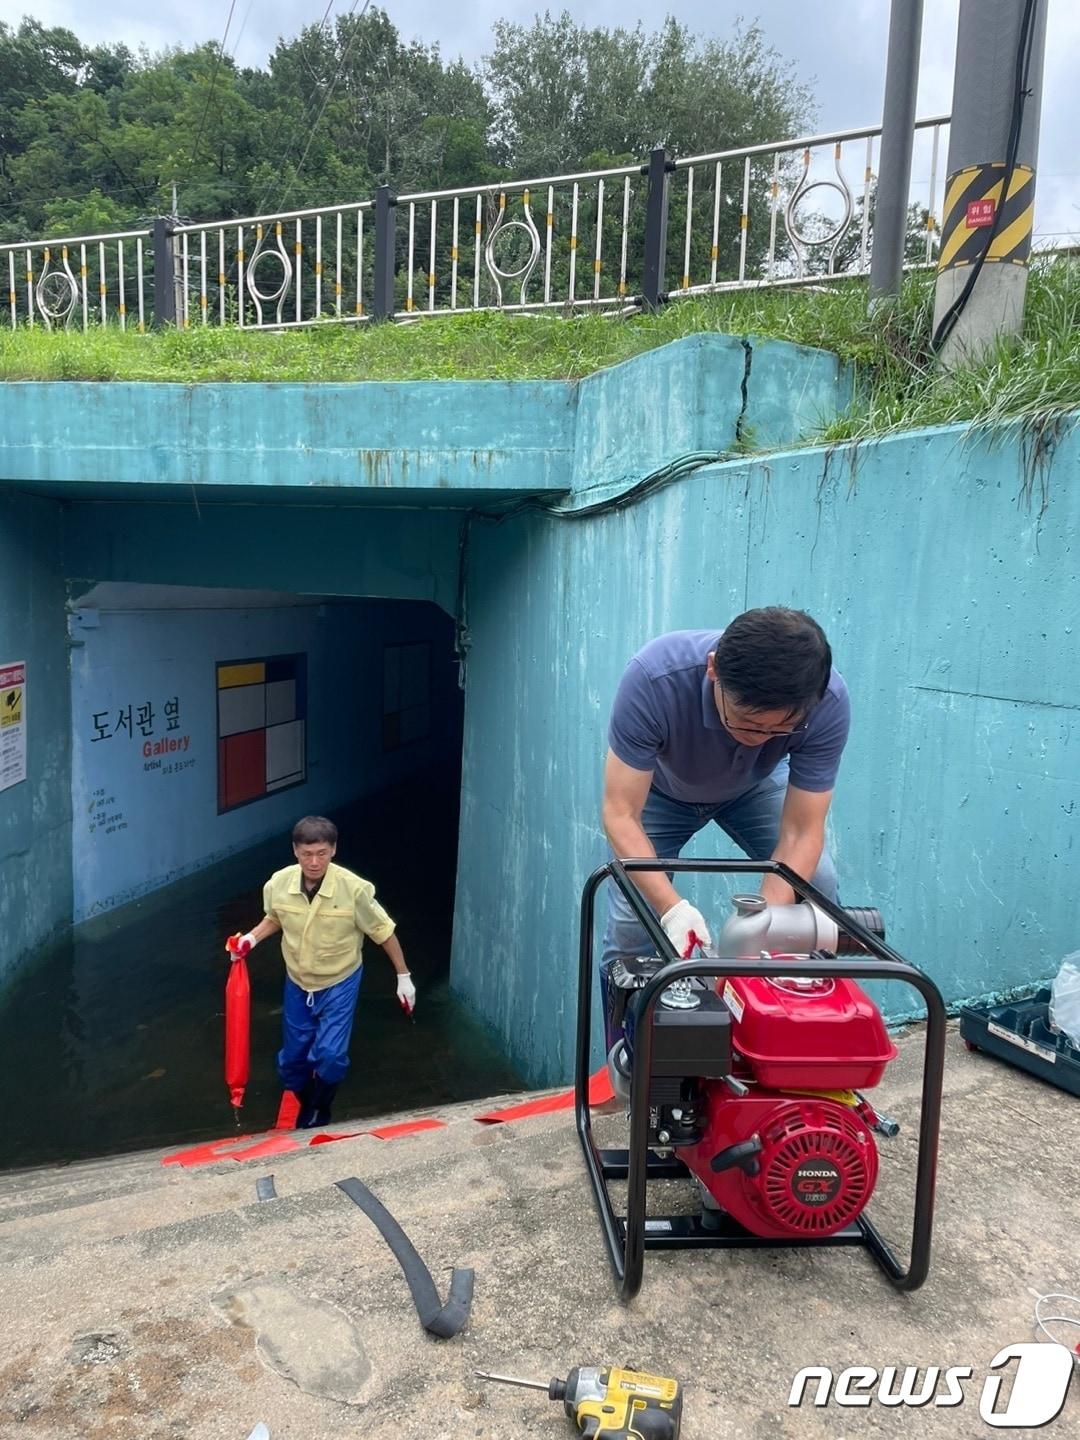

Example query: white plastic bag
[1048,952,1080,1047]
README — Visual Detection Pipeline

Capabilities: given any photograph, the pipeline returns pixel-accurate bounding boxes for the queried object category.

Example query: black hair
[714,607,832,718]
[292,815,338,846]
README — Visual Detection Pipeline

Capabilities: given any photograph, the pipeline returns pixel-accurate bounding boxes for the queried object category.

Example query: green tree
[0,19,86,234]
[0,4,833,312]
[485,14,813,177]
[41,186,132,236]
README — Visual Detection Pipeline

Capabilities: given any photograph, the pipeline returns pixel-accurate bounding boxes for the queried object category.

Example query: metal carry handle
[575,857,946,1301]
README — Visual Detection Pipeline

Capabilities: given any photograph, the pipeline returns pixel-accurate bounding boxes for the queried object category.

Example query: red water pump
[681,971,895,1239]
[582,864,945,1300]
[603,895,899,1240]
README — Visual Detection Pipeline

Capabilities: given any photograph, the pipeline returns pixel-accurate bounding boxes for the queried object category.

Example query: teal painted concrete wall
[0,335,845,507]
[452,422,1080,1085]
[65,502,464,615]
[8,332,1071,1092]
[0,379,574,497]
[566,333,849,501]
[0,492,72,979]
[0,335,852,990]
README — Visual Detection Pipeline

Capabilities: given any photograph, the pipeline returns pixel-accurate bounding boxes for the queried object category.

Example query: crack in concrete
[910,684,1080,712]
[735,336,754,451]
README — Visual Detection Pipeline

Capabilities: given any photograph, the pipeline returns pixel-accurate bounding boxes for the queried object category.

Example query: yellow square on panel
[218,662,266,689]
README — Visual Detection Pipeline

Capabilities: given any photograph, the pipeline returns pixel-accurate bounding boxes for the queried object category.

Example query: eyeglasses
[715,683,809,740]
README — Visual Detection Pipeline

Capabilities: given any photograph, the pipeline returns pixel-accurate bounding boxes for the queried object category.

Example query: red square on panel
[218,738,229,811]
[223,729,266,808]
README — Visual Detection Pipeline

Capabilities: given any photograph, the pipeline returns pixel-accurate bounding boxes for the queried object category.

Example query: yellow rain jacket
[263,862,395,992]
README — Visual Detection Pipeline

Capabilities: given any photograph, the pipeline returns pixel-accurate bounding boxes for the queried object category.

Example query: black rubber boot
[295,1077,319,1129]
[309,1076,338,1127]
[296,1075,338,1129]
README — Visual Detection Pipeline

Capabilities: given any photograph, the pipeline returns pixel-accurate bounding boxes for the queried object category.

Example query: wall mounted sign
[0,661,27,793]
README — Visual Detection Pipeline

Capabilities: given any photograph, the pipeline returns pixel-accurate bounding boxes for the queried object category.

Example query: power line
[231,0,257,66]
[187,0,240,187]
[297,0,338,86]
[276,0,373,213]
[250,0,339,217]
[70,121,154,211]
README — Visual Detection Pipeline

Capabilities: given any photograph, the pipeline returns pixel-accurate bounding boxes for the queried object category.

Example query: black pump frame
[575,858,946,1302]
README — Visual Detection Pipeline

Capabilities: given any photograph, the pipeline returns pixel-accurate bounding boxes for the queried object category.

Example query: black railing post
[641,147,673,310]
[373,184,398,321]
[152,216,178,328]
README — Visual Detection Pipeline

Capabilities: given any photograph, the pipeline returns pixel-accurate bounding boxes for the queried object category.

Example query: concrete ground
[1,1021,1077,1440]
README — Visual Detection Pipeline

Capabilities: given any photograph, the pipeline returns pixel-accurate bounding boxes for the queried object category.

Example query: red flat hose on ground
[224,940,251,1117]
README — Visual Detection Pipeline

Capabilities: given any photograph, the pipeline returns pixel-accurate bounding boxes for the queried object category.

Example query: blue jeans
[277,966,363,1091]
[601,764,837,968]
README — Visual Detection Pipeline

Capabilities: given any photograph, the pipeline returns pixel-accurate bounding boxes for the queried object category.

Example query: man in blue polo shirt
[602,607,850,963]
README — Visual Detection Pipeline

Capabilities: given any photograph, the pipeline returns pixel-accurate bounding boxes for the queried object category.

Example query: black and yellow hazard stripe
[937,162,1035,273]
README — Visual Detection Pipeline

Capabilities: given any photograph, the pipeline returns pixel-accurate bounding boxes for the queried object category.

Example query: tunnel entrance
[0,584,525,1171]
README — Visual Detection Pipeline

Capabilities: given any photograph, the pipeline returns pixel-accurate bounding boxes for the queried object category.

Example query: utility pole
[870,0,924,299]
[933,0,1048,367]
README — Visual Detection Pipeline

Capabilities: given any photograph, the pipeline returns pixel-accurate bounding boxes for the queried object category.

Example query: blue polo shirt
[608,630,850,804]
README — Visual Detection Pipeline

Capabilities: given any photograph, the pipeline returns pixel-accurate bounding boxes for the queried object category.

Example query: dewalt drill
[475,1365,682,1438]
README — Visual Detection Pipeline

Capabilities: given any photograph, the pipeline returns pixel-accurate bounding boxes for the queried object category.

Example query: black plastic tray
[959,988,1080,1098]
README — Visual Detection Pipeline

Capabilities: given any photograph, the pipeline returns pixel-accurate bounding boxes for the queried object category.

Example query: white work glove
[660,900,713,959]
[225,931,258,960]
[396,972,417,1016]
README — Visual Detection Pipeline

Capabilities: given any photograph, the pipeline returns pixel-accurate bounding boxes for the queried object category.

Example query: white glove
[660,899,713,959]
[226,931,258,959]
[396,972,417,1016]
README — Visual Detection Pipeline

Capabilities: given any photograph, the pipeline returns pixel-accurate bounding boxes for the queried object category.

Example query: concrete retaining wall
[3,335,1075,1084]
[452,423,1080,1083]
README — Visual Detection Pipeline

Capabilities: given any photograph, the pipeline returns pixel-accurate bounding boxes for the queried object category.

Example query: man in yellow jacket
[229,815,416,1128]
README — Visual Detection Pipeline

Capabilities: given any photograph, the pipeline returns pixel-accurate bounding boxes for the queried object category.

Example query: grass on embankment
[1,258,1079,446]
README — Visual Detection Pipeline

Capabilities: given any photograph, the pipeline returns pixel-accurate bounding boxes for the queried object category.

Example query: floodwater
[0,774,527,1171]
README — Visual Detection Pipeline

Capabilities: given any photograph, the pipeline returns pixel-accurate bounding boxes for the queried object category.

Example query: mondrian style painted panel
[216,653,306,812]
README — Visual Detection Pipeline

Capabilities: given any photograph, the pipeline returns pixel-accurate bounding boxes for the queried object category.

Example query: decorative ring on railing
[784,146,854,277]
[35,247,79,329]
[245,223,293,325]
[484,192,541,307]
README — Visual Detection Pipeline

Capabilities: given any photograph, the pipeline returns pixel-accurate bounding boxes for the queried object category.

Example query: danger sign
[966,198,996,229]
[0,660,26,793]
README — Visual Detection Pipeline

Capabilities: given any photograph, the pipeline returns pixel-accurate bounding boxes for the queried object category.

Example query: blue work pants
[277,966,363,1091]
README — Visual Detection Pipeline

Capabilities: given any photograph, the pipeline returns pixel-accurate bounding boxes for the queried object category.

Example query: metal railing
[1,227,153,331]
[1,114,951,332]
[670,115,946,296]
[393,161,645,319]
[172,200,374,330]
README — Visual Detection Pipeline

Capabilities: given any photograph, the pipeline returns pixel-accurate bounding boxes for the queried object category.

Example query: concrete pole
[870,0,925,298]
[933,0,1048,367]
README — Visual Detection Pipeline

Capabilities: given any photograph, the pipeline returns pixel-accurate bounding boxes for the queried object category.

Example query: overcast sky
[18,1,1080,240]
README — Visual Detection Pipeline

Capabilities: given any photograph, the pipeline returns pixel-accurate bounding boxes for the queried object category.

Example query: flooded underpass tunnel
[0,584,526,1172]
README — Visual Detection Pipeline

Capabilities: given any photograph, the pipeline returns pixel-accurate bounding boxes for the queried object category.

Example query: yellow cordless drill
[475,1364,682,1438]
